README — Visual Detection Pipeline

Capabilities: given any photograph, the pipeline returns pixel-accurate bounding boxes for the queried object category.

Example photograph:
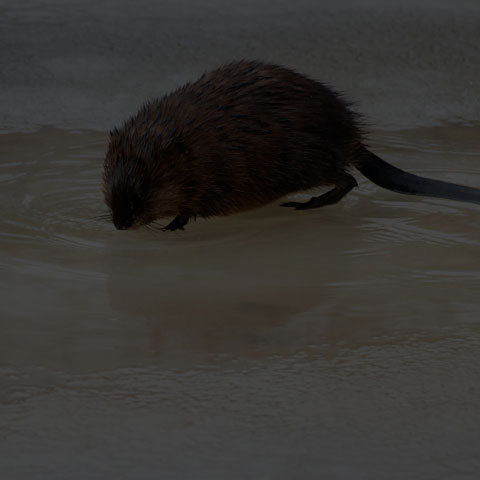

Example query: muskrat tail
[357,150,480,206]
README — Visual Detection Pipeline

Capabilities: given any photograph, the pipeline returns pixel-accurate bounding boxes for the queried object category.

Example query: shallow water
[2,1,480,479]
[2,125,480,479]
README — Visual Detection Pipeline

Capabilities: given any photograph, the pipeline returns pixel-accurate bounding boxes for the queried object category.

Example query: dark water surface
[1,1,480,479]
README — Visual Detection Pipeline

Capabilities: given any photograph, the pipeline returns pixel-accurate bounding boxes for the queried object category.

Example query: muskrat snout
[108,191,146,230]
[113,215,134,230]
[111,205,136,230]
[114,222,132,231]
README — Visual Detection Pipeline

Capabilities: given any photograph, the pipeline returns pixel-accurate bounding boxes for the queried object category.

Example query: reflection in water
[1,126,480,479]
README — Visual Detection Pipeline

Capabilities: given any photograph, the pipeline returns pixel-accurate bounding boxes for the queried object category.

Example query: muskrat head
[103,127,186,230]
[103,151,158,230]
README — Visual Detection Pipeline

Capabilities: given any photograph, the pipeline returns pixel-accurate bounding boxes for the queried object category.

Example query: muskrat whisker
[142,222,162,232]
[94,212,112,222]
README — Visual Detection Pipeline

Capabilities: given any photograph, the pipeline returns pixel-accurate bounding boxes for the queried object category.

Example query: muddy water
[1,125,480,479]
[2,0,480,478]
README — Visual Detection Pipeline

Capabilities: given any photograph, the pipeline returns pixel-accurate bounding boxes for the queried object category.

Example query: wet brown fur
[103,60,369,230]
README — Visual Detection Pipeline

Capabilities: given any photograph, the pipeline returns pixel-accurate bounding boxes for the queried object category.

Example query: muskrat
[103,60,480,231]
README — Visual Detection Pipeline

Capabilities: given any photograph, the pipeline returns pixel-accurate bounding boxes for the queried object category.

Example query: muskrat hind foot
[281,174,358,210]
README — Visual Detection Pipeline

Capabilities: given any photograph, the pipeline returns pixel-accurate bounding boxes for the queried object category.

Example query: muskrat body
[103,60,480,231]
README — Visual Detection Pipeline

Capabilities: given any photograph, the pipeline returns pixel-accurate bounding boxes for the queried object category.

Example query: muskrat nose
[113,217,133,230]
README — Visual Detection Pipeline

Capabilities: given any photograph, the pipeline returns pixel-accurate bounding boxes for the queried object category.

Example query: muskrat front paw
[162,215,190,231]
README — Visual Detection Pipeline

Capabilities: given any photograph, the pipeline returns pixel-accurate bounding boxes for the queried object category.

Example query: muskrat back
[103,60,480,231]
